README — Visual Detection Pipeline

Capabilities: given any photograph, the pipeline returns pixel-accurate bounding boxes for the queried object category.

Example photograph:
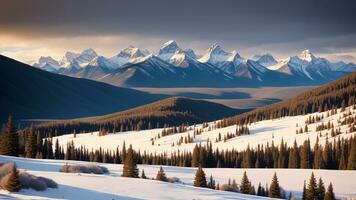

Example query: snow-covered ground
[54,106,356,154]
[0,156,355,200]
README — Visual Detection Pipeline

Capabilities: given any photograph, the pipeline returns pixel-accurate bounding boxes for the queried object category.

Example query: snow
[53,106,356,158]
[1,107,356,199]
[0,156,274,200]
[0,155,355,199]
[298,50,316,62]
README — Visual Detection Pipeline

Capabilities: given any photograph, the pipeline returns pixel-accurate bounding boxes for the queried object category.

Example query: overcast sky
[1,0,356,63]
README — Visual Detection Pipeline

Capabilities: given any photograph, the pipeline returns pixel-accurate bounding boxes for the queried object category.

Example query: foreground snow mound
[0,156,355,199]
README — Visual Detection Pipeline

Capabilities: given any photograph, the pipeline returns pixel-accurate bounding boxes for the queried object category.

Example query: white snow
[54,106,356,156]
[0,156,355,199]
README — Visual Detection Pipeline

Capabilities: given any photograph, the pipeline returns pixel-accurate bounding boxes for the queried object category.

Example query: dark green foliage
[193,167,207,187]
[122,145,139,178]
[0,115,19,156]
[269,172,281,198]
[155,166,168,182]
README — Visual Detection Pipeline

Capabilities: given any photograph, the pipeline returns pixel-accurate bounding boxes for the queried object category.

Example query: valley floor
[132,86,313,109]
[0,156,355,200]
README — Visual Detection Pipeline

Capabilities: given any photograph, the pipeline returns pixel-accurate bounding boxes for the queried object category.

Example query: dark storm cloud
[1,0,355,51]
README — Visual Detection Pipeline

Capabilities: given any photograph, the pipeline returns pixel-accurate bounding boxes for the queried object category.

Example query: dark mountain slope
[0,55,164,125]
[224,72,356,126]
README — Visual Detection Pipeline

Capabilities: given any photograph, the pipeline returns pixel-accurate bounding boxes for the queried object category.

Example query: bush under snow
[0,162,57,191]
[60,163,109,174]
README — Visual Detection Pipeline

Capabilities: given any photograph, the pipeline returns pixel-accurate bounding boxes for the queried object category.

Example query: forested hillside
[29,97,247,137]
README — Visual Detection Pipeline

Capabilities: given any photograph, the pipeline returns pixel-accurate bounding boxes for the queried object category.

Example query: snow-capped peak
[298,49,316,62]
[61,51,80,64]
[208,43,229,56]
[117,46,145,58]
[38,56,59,65]
[256,54,278,67]
[159,40,181,55]
[81,48,97,57]
[198,43,232,65]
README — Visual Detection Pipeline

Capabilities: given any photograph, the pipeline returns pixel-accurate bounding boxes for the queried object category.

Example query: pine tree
[240,171,251,194]
[317,177,326,200]
[156,166,168,182]
[347,138,356,170]
[191,145,200,167]
[4,164,21,192]
[25,128,36,158]
[122,145,139,178]
[302,181,307,200]
[193,167,207,187]
[306,172,317,200]
[323,183,335,200]
[54,139,60,159]
[0,115,19,156]
[141,169,147,179]
[301,140,311,169]
[269,172,281,198]
[257,182,263,196]
[207,175,216,189]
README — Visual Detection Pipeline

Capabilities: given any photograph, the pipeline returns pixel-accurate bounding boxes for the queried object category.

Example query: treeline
[121,145,337,200]
[223,72,356,127]
[1,113,356,170]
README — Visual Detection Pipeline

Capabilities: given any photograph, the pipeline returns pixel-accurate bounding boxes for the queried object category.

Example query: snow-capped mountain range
[33,41,355,87]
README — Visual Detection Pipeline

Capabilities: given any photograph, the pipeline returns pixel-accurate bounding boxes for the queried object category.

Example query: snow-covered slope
[54,105,356,156]
[0,155,355,199]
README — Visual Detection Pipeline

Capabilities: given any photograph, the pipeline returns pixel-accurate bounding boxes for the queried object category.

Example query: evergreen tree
[54,139,60,159]
[0,115,19,156]
[155,166,168,182]
[207,175,216,189]
[323,183,335,200]
[301,140,311,169]
[317,177,326,200]
[191,145,200,167]
[193,167,207,187]
[347,138,356,170]
[122,145,139,178]
[302,181,307,200]
[25,128,36,158]
[257,182,264,196]
[4,164,21,192]
[269,172,281,198]
[306,172,318,200]
[141,169,147,179]
[240,171,251,194]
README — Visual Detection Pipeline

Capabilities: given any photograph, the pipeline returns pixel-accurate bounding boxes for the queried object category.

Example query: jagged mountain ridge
[33,41,354,87]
